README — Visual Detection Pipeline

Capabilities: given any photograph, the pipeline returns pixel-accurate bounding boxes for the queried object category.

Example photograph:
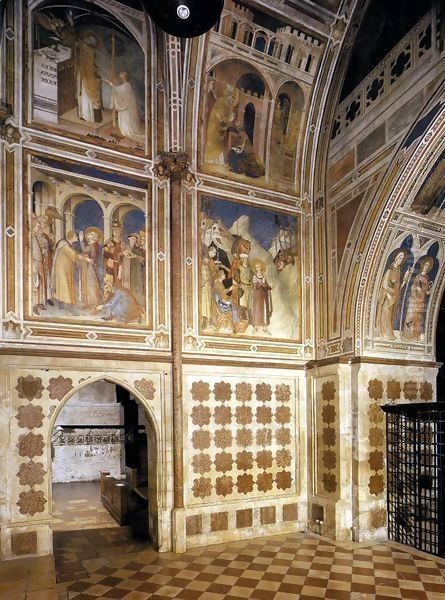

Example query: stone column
[154,152,193,553]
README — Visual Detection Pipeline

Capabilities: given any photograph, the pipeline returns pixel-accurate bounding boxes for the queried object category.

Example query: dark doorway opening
[243,102,255,144]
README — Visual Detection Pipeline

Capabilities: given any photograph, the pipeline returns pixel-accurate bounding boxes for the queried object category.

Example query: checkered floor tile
[56,531,445,600]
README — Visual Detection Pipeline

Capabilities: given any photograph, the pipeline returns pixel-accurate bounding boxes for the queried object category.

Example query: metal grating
[383,403,445,557]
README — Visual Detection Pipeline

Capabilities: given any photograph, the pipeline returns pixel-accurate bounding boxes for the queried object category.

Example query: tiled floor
[53,531,445,600]
[0,555,57,600]
[52,481,118,531]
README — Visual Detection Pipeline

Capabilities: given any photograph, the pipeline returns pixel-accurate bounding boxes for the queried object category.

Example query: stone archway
[47,376,160,549]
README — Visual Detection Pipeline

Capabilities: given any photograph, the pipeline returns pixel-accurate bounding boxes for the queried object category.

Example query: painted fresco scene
[202,0,311,190]
[375,235,440,342]
[410,151,445,219]
[32,3,146,149]
[200,196,300,340]
[30,161,148,326]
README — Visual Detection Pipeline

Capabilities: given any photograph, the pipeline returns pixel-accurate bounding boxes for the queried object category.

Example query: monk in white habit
[51,231,91,310]
[105,71,145,144]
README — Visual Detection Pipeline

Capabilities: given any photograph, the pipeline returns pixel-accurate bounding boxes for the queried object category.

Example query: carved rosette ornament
[47,376,73,401]
[320,380,337,495]
[134,379,156,400]
[16,405,44,430]
[17,433,44,459]
[191,380,210,402]
[15,375,44,401]
[17,490,47,516]
[367,381,386,497]
[17,462,46,487]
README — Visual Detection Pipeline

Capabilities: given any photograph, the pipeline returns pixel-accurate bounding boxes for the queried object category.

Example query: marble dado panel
[1,362,171,559]
[185,373,300,507]
[314,378,340,501]
[356,363,436,540]
[184,498,301,548]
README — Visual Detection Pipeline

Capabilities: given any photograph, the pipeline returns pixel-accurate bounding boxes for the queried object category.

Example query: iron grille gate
[382,403,445,557]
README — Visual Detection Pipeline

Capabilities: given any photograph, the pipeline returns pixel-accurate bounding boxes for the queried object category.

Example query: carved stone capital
[154,151,192,182]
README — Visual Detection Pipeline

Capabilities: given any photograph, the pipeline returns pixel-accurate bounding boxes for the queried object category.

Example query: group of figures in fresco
[200,198,299,339]
[33,7,145,148]
[32,214,146,323]
[375,239,439,342]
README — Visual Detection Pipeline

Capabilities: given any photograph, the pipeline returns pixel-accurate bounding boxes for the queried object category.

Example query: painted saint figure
[251,259,272,334]
[51,231,91,310]
[79,228,103,307]
[97,281,143,322]
[201,250,219,330]
[74,34,103,123]
[120,233,145,307]
[402,257,434,341]
[205,82,239,165]
[376,250,411,338]
[32,215,53,314]
[105,71,145,144]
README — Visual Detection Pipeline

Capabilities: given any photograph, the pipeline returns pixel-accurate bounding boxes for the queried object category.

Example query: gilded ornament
[275,448,292,468]
[275,383,291,403]
[236,473,254,494]
[15,375,44,401]
[403,380,418,400]
[256,450,273,469]
[17,490,47,516]
[16,405,44,430]
[214,451,233,472]
[191,380,210,402]
[321,381,336,402]
[386,380,401,401]
[256,428,272,447]
[275,470,292,490]
[321,404,335,425]
[134,379,156,400]
[214,428,232,449]
[256,406,272,424]
[322,449,337,470]
[191,430,211,450]
[275,406,291,425]
[236,428,252,447]
[367,379,383,400]
[275,427,291,446]
[17,461,46,487]
[322,427,336,447]
[213,405,232,425]
[322,472,337,494]
[256,383,272,402]
[420,381,433,401]
[368,403,384,423]
[235,450,253,471]
[368,449,384,472]
[213,381,232,402]
[191,453,212,475]
[17,433,44,458]
[368,426,384,448]
[191,405,211,427]
[236,382,252,402]
[368,473,384,496]
[47,376,73,401]
[215,475,234,497]
[256,472,273,492]
[235,405,252,425]
[192,476,212,499]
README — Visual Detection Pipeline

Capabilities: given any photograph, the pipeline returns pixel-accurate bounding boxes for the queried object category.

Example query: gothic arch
[354,98,445,355]
[47,375,162,548]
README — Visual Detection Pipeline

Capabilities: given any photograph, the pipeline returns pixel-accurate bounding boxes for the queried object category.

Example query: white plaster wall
[52,381,124,482]
[52,443,123,482]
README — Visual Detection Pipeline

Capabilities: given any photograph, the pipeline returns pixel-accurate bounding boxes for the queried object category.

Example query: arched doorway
[49,379,158,547]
